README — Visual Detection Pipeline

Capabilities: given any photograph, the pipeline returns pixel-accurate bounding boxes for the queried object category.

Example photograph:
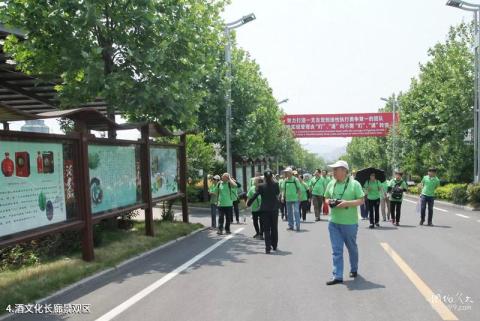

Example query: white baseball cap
[213,175,221,180]
[283,167,293,173]
[328,160,349,170]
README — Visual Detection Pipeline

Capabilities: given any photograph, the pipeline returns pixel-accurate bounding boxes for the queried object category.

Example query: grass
[0,220,203,315]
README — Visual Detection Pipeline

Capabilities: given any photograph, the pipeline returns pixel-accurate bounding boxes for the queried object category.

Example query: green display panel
[88,145,138,214]
[150,147,179,199]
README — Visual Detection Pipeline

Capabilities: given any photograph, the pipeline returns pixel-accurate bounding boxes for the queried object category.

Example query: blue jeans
[328,222,359,281]
[210,204,217,228]
[286,201,300,230]
[420,194,435,223]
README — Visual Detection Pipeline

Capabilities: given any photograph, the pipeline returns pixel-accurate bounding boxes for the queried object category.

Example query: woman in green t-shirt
[364,173,382,228]
[298,175,310,221]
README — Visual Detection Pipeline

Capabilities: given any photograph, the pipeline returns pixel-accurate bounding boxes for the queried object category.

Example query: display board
[150,147,179,199]
[0,141,66,237]
[88,145,138,214]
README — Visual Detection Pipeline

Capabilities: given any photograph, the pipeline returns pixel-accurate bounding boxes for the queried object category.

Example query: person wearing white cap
[280,167,302,231]
[324,160,365,285]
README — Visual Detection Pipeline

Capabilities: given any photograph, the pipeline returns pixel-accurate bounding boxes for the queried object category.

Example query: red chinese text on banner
[283,113,399,138]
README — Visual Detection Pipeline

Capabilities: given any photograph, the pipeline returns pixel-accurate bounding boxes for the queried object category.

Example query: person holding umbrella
[363,173,382,228]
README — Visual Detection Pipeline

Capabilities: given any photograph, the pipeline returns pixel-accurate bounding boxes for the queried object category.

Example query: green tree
[1,0,226,130]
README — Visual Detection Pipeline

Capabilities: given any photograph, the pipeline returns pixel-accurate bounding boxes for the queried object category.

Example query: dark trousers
[231,201,239,223]
[280,201,287,220]
[368,199,380,224]
[360,197,369,219]
[300,200,309,220]
[210,204,217,228]
[218,206,233,232]
[252,211,263,235]
[420,195,435,223]
[390,201,402,223]
[262,210,278,251]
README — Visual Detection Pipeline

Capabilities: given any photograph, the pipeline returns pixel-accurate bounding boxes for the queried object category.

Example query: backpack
[391,181,404,200]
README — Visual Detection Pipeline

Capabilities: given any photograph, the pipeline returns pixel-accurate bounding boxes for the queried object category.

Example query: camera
[328,199,342,208]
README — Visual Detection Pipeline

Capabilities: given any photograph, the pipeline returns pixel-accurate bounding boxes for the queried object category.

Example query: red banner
[283,113,398,138]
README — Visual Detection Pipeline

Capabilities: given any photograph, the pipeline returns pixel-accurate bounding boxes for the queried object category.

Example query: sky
[5,0,475,156]
[222,0,474,156]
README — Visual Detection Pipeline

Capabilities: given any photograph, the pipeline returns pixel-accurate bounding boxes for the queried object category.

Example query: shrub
[435,184,467,201]
[186,184,204,203]
[451,185,468,205]
[467,183,480,207]
[408,186,421,194]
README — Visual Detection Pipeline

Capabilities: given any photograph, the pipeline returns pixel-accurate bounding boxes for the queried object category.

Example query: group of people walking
[207,161,441,285]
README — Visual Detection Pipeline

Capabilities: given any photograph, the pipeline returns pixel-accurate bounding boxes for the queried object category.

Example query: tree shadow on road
[344,275,385,291]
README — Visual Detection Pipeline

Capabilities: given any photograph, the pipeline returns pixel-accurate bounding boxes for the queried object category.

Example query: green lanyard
[332,178,350,199]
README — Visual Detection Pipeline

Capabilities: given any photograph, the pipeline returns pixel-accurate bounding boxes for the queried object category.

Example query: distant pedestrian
[217,173,237,235]
[364,173,381,228]
[248,177,264,239]
[247,169,281,254]
[324,160,365,285]
[280,167,302,231]
[298,175,310,221]
[208,175,220,228]
[387,170,408,226]
[310,169,326,221]
[419,168,440,226]
[380,178,390,222]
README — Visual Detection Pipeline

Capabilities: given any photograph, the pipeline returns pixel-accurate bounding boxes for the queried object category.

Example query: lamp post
[225,13,256,175]
[447,0,480,182]
[381,95,399,173]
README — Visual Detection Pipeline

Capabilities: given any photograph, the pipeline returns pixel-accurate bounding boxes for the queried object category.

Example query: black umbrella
[355,167,386,186]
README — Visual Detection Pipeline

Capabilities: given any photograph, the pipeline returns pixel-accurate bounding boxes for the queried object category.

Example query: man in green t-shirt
[324,160,364,285]
[420,168,441,226]
[247,177,263,239]
[216,173,237,235]
[310,169,325,221]
[299,175,310,221]
[280,167,302,231]
[387,170,408,226]
[364,173,382,229]
[208,175,220,229]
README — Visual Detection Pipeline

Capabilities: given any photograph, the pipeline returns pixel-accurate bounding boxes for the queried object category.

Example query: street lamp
[277,98,289,105]
[447,0,480,182]
[225,13,256,175]
[381,95,399,173]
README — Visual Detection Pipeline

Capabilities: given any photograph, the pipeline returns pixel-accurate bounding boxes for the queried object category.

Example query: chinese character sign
[283,113,399,138]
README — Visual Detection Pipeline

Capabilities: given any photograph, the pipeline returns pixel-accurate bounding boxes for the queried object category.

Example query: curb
[404,194,478,212]
[0,226,208,321]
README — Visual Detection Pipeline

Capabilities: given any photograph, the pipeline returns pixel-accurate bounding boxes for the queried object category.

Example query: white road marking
[455,214,470,219]
[477,220,480,223]
[95,228,245,321]
[434,207,448,212]
[403,199,417,204]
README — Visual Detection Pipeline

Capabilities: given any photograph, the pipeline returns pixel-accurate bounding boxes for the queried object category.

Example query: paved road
[6,198,480,321]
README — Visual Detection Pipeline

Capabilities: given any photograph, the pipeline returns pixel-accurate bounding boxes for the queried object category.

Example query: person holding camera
[387,170,408,226]
[324,160,365,285]
[247,170,281,254]
[208,175,221,229]
[217,173,237,235]
[247,177,264,239]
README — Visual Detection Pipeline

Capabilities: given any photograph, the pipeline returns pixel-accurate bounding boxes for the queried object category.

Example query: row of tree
[342,22,474,183]
[1,0,324,178]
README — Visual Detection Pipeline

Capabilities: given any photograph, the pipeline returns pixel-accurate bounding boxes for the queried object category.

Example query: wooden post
[242,163,247,192]
[202,173,209,202]
[2,122,9,131]
[76,121,94,262]
[180,133,189,223]
[140,125,154,236]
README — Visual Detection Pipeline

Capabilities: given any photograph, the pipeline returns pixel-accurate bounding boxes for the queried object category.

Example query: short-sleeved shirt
[421,175,440,197]
[217,181,234,207]
[324,178,365,225]
[209,184,218,205]
[247,185,262,212]
[388,179,408,202]
[280,177,301,202]
[363,180,381,201]
[309,176,325,196]
[380,181,389,200]
[299,181,309,201]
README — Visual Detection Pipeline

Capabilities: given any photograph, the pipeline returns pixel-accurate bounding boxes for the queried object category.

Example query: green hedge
[407,183,469,205]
